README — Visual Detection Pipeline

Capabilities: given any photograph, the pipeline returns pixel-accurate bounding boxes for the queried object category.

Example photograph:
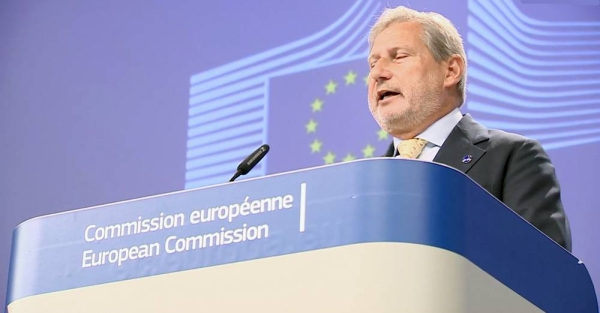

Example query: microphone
[229,144,270,182]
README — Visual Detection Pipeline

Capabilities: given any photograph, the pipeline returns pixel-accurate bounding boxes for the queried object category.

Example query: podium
[5,158,598,312]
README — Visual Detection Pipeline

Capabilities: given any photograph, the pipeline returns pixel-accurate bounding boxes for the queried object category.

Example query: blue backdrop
[1,0,599,306]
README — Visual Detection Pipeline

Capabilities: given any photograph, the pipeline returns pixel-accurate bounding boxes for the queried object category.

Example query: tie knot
[397,138,428,159]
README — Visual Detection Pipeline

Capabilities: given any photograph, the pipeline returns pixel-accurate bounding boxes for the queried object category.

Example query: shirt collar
[393,107,463,151]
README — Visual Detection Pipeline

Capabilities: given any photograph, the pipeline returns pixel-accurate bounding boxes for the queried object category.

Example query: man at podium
[366,6,571,251]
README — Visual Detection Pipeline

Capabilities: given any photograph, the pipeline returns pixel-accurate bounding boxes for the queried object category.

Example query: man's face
[367,21,447,139]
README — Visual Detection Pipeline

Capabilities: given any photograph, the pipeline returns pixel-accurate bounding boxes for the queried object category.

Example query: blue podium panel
[5,158,598,312]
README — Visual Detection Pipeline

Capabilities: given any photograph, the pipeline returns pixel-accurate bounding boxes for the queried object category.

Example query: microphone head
[237,144,270,175]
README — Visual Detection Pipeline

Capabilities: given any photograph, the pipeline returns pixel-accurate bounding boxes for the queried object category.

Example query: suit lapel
[433,114,489,174]
[383,141,396,157]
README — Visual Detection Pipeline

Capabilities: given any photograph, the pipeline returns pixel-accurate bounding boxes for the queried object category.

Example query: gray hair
[368,6,467,105]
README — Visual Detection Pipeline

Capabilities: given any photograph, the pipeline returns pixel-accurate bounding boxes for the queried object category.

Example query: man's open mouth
[378,90,401,101]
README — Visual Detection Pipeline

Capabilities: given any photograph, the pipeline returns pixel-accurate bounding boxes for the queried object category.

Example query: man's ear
[443,54,464,88]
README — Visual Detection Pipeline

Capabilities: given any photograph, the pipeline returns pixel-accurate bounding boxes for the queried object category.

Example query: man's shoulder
[460,114,540,150]
[486,128,530,146]
[479,126,549,163]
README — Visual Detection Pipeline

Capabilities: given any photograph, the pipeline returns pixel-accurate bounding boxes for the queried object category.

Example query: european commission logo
[183,0,384,189]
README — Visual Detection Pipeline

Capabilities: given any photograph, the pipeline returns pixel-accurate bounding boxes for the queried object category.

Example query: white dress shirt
[393,108,463,161]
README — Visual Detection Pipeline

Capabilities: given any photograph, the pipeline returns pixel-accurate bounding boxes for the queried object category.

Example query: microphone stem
[229,170,242,182]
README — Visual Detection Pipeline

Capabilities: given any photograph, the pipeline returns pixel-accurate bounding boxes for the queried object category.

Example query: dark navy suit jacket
[383,114,572,251]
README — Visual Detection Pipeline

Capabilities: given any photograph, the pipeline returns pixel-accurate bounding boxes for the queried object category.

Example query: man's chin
[376,112,409,126]
[376,114,418,136]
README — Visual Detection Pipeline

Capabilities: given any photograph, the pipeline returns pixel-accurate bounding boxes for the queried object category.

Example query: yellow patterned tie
[397,138,428,159]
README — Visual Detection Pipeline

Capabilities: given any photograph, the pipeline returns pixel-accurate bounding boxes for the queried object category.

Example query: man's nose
[369,60,393,82]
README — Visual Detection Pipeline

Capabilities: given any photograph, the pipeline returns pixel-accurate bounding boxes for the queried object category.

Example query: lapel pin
[462,155,473,164]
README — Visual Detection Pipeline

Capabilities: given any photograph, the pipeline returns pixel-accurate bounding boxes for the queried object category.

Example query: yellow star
[364,74,369,86]
[362,144,375,158]
[323,151,336,164]
[311,98,324,112]
[344,71,357,85]
[325,80,337,95]
[342,153,356,162]
[377,129,389,141]
[310,139,322,153]
[305,119,318,133]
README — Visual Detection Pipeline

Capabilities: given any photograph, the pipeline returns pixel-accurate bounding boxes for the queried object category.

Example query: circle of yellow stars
[306,70,389,164]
